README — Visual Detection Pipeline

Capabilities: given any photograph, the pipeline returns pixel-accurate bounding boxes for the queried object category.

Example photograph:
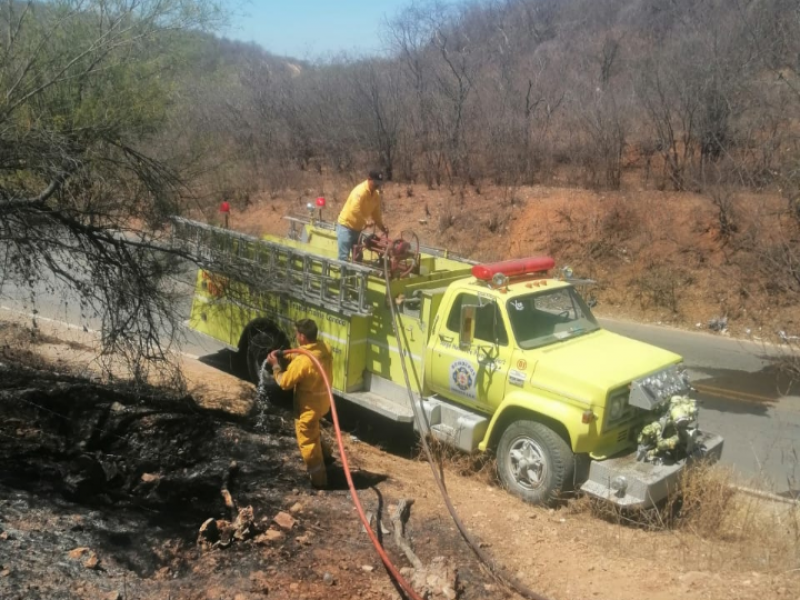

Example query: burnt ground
[1,318,799,600]
[0,353,476,600]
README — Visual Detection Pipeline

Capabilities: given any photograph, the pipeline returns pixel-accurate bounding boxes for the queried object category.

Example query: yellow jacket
[275,341,333,416]
[337,180,384,231]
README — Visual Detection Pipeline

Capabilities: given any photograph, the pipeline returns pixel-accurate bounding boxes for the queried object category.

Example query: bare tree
[473,2,563,184]
[736,0,800,220]
[349,59,405,180]
[388,1,444,185]
[565,30,631,190]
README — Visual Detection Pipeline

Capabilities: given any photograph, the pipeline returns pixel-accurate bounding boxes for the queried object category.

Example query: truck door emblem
[516,359,527,370]
[450,360,477,399]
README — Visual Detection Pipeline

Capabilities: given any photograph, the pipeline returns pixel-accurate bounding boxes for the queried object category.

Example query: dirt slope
[1,315,798,600]
[226,178,797,341]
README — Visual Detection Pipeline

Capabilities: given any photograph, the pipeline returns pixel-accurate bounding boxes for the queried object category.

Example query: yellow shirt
[337,180,384,231]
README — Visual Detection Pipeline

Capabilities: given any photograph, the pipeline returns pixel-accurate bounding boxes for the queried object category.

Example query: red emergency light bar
[472,256,556,282]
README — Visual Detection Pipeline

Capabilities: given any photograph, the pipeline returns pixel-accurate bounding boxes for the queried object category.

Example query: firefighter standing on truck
[267,319,334,489]
[336,169,388,261]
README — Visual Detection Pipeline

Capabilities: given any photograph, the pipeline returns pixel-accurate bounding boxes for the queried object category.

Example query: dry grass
[680,467,800,572]
[678,462,739,537]
[570,462,800,573]
[416,435,497,485]
[423,435,800,574]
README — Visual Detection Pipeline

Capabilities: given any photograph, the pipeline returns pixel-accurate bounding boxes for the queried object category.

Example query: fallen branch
[391,498,423,570]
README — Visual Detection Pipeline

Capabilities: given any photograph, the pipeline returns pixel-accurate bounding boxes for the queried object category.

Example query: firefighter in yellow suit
[267,319,334,488]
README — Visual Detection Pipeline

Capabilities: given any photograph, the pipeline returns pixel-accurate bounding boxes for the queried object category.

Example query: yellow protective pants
[294,393,332,488]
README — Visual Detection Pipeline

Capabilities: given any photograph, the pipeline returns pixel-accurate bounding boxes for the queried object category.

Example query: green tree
[0,0,222,381]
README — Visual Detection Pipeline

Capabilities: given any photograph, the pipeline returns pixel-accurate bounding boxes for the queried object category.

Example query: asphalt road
[601,318,800,497]
[2,272,798,496]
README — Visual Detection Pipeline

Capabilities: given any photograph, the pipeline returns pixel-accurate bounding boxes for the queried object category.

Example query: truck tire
[497,420,574,506]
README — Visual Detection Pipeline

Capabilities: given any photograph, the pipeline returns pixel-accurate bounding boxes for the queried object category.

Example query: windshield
[506,287,600,350]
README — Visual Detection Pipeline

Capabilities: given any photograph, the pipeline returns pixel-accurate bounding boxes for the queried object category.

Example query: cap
[368,170,384,182]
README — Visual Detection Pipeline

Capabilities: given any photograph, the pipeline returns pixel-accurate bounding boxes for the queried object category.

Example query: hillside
[221,176,798,344]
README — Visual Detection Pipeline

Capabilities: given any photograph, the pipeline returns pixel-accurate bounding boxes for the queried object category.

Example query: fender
[478,390,597,453]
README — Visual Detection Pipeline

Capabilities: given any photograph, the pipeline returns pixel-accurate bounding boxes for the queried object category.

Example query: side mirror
[460,304,477,351]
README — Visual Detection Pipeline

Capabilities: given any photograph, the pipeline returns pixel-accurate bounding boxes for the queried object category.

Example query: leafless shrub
[438,204,455,232]
[600,198,639,240]
[569,461,800,571]
[678,465,800,570]
[417,435,496,483]
[633,265,694,313]
[774,350,800,392]
[703,184,739,241]
[555,207,575,230]
[737,218,800,298]
[585,238,616,260]
[676,462,738,537]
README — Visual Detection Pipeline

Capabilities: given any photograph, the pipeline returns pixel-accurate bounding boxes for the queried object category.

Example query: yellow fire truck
[172,215,723,507]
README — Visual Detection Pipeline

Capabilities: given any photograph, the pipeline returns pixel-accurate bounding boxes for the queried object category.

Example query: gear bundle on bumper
[581,395,725,508]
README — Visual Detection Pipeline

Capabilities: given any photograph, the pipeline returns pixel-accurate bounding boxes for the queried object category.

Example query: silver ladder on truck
[169,217,375,317]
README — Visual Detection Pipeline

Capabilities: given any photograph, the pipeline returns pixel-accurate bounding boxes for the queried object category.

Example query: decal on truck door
[450,359,477,399]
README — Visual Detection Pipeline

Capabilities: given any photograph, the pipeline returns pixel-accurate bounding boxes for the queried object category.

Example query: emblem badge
[449,360,477,399]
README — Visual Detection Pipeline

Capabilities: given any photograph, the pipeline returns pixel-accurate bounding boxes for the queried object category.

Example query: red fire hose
[270,240,553,600]
[280,348,425,600]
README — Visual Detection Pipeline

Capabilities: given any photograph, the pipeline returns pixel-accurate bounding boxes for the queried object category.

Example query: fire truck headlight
[609,396,625,419]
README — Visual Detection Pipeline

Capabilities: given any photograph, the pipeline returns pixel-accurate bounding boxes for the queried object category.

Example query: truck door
[427,292,512,412]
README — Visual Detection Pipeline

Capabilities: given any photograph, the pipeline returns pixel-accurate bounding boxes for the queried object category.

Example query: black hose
[382,255,554,600]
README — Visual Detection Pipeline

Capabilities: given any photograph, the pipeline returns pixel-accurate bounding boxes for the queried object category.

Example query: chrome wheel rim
[508,436,547,490]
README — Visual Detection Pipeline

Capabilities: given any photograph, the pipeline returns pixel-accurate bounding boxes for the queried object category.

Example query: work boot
[308,464,328,490]
[321,437,336,467]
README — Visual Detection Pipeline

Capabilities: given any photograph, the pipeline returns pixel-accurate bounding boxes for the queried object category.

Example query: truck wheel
[244,329,281,384]
[497,420,574,506]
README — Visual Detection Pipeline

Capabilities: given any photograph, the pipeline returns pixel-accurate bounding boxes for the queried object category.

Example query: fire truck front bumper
[580,431,724,509]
